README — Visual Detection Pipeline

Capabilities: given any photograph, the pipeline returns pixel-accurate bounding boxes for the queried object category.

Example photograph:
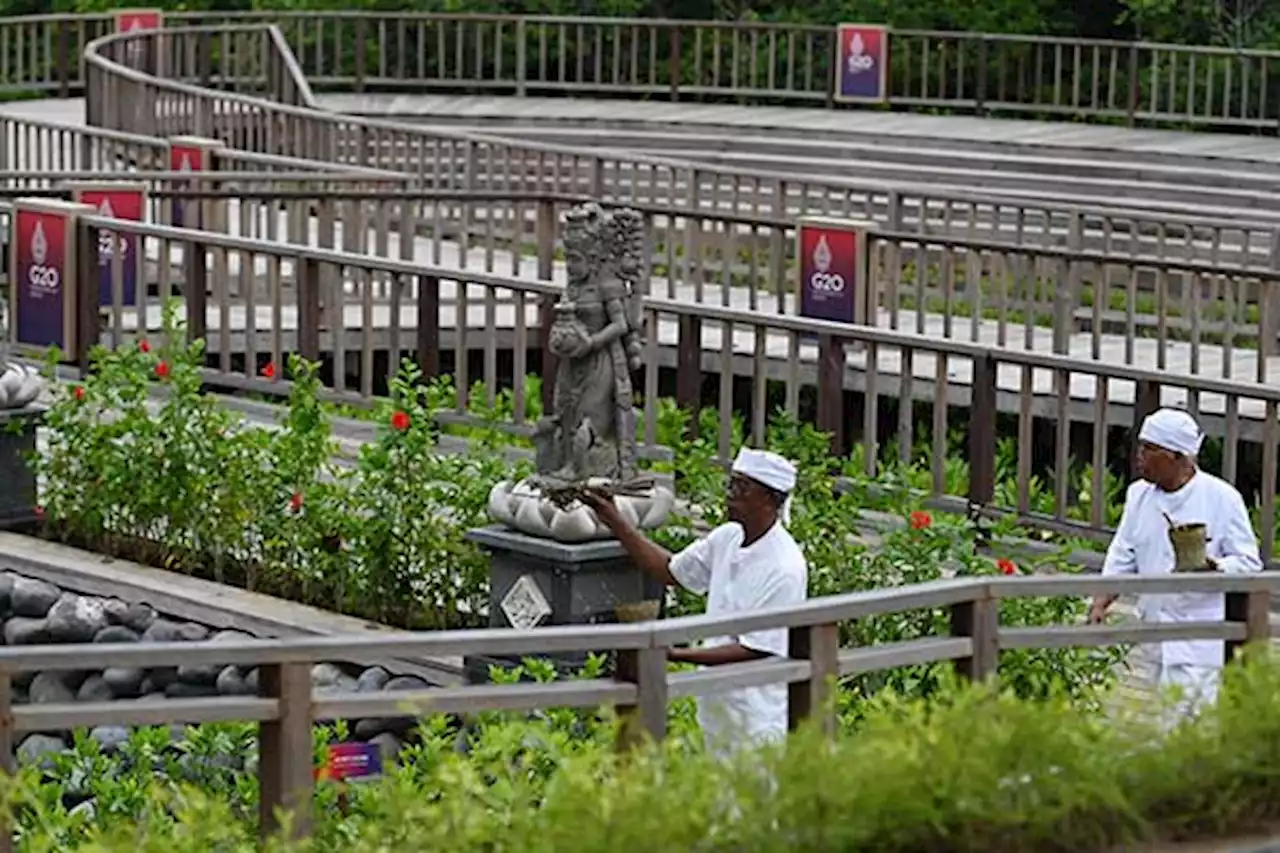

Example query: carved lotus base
[487,477,675,542]
[0,364,43,410]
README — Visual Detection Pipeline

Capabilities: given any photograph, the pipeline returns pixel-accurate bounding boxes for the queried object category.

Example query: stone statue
[488,204,673,542]
[0,299,43,410]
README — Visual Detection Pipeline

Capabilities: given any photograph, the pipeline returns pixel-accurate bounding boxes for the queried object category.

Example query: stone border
[0,533,463,685]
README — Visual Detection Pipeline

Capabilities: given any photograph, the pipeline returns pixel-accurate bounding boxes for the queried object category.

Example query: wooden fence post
[788,623,840,737]
[296,256,321,363]
[615,647,668,751]
[416,273,441,379]
[817,335,846,456]
[258,662,313,842]
[1225,589,1272,664]
[676,315,703,438]
[950,593,999,682]
[968,353,998,508]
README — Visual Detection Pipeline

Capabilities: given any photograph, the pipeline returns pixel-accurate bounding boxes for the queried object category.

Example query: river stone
[141,619,184,643]
[76,674,115,703]
[244,668,259,694]
[139,667,178,694]
[10,578,59,618]
[311,663,346,688]
[353,676,432,739]
[93,625,140,644]
[176,622,210,642]
[165,681,220,699]
[215,666,250,696]
[356,666,391,693]
[17,734,67,767]
[315,674,359,696]
[46,594,109,643]
[178,630,252,685]
[368,732,403,763]
[89,726,130,752]
[0,573,15,612]
[103,666,145,698]
[4,616,48,645]
[115,603,156,634]
[29,672,75,704]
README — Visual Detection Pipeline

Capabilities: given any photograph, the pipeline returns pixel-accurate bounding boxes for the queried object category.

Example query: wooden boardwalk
[10,96,1280,435]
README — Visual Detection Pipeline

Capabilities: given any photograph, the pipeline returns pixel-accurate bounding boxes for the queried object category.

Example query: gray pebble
[28,672,75,704]
[178,630,251,685]
[141,619,184,643]
[139,667,178,694]
[102,667,145,698]
[4,616,47,646]
[385,676,430,692]
[10,578,59,618]
[367,731,403,763]
[165,681,220,699]
[215,666,249,696]
[356,667,391,693]
[0,573,15,612]
[45,594,108,643]
[244,668,259,694]
[17,734,66,767]
[89,726,130,752]
[115,603,156,634]
[311,663,346,688]
[76,674,115,703]
[315,674,360,696]
[93,625,140,644]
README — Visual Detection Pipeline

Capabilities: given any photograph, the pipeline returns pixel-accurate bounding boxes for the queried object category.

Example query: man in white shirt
[1088,408,1261,722]
[584,447,809,757]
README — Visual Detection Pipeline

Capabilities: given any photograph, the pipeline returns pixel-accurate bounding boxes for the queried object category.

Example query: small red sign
[114,9,163,33]
[12,208,71,350]
[316,742,384,783]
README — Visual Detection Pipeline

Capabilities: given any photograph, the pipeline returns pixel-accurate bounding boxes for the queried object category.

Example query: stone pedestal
[463,525,665,684]
[0,406,41,528]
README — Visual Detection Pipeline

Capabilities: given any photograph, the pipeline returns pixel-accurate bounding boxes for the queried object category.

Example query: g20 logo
[28,264,60,293]
[809,271,845,293]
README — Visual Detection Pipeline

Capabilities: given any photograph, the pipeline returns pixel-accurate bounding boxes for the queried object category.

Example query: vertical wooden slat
[257,662,312,841]
[615,647,667,750]
[951,593,999,682]
[787,622,839,737]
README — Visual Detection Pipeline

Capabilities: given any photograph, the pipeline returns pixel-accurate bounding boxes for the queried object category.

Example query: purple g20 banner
[74,187,143,307]
[797,220,867,325]
[834,24,889,104]
[13,208,71,350]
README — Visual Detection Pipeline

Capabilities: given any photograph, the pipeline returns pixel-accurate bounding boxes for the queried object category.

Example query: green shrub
[9,652,1280,853]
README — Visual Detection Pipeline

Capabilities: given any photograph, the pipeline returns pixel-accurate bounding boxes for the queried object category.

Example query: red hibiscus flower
[909,510,932,531]
[289,492,303,513]
[997,558,1018,576]
[34,506,44,521]
[138,339,151,354]
[262,362,277,380]
[73,386,85,401]
[154,361,170,380]
[390,411,410,431]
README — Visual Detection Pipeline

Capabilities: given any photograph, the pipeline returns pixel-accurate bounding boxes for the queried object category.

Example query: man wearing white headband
[584,446,808,756]
[1088,407,1260,723]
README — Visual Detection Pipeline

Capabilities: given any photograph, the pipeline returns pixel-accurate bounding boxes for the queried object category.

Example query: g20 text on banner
[834,24,890,104]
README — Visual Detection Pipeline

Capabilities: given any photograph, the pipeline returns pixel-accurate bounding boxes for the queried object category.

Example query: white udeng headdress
[1138,408,1204,457]
[732,448,798,525]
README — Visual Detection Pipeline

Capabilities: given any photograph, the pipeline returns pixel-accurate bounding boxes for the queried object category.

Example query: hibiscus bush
[33,305,1118,712]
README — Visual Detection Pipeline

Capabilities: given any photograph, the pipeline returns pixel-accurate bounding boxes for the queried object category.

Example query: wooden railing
[0,571,1271,849]
[2,12,1278,130]
[32,210,1279,551]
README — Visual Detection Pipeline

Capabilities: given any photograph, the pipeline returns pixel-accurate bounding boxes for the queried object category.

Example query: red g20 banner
[114,9,162,32]
[71,185,144,307]
[12,206,72,350]
[797,217,871,325]
[834,24,889,104]
[169,141,208,228]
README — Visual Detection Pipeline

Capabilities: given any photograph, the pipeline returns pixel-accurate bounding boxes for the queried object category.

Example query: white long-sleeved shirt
[1102,470,1261,668]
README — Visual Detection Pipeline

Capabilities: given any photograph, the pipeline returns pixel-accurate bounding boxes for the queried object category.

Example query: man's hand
[580,489,620,526]
[1087,596,1113,625]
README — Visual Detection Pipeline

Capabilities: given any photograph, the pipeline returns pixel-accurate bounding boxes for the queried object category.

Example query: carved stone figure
[0,300,43,410]
[488,204,673,542]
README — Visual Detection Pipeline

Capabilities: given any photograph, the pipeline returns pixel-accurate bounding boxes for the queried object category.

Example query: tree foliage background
[35,0,1280,50]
